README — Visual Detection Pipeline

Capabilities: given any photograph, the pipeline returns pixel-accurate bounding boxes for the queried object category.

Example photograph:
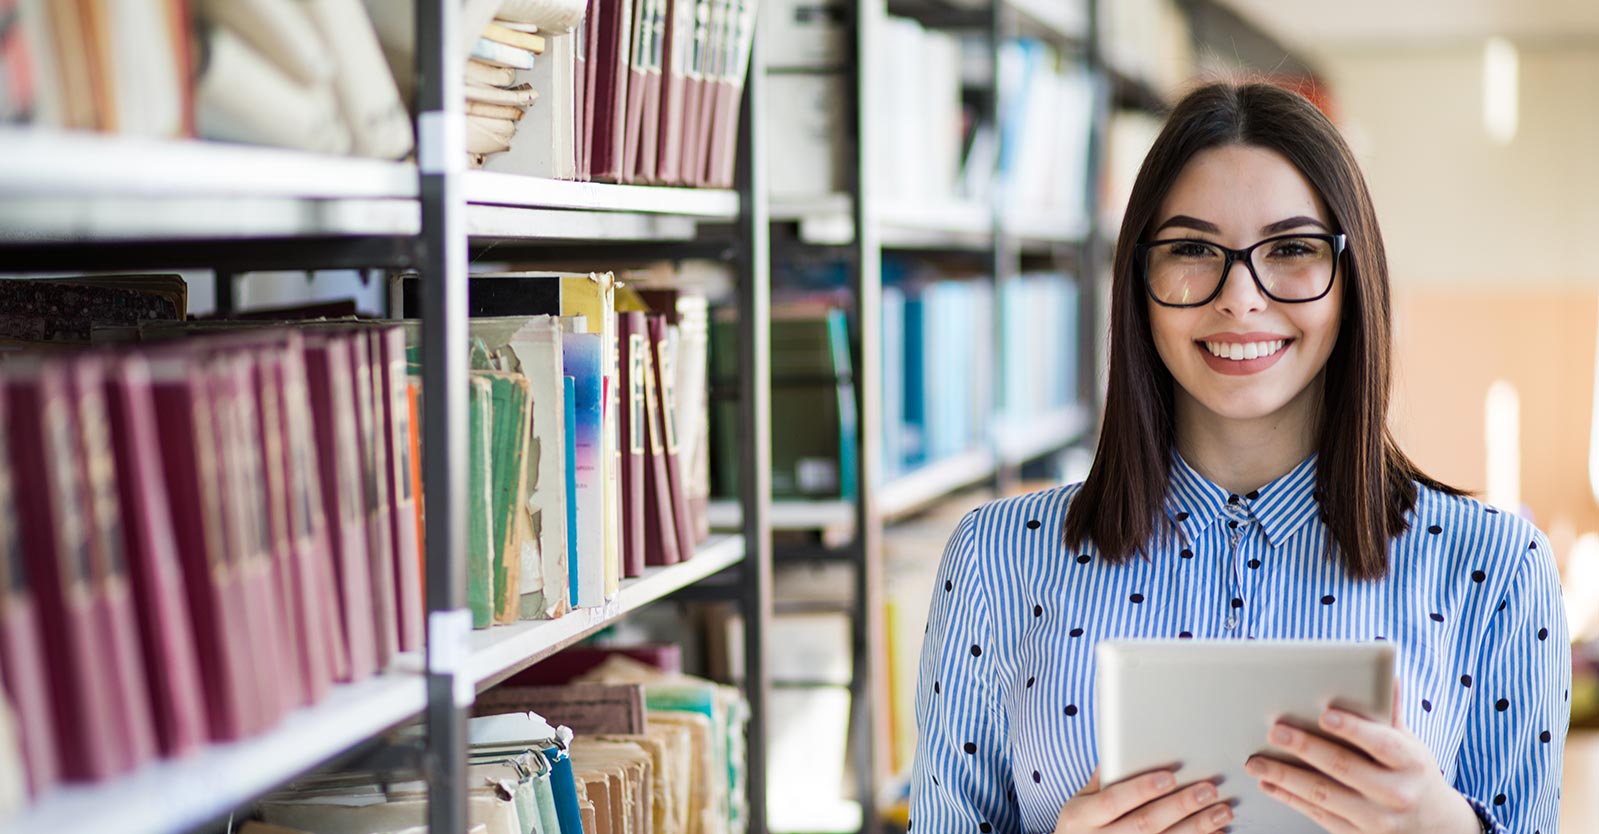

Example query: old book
[589,0,635,182]
[304,335,378,680]
[476,370,533,625]
[304,0,414,158]
[563,330,607,607]
[483,20,547,53]
[466,57,517,86]
[465,81,539,107]
[0,385,59,795]
[6,361,129,779]
[474,682,647,735]
[466,99,527,121]
[640,330,681,567]
[471,34,537,69]
[376,329,423,653]
[197,0,333,87]
[195,25,351,153]
[467,374,495,628]
[0,277,181,343]
[648,314,696,561]
[617,312,648,578]
[103,355,211,757]
[348,333,399,667]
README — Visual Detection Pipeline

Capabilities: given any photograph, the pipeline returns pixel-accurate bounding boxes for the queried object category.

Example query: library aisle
[0,1,1596,834]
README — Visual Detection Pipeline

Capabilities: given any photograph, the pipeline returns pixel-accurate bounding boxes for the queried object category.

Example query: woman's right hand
[1053,768,1234,833]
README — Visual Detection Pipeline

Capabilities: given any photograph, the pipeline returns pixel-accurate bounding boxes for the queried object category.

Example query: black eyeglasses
[1136,232,1349,308]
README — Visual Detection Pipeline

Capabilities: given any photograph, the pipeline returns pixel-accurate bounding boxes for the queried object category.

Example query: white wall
[1323,42,1599,287]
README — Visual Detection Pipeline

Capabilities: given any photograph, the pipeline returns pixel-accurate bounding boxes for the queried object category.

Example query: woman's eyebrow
[1155,214,1331,237]
[1261,216,1330,234]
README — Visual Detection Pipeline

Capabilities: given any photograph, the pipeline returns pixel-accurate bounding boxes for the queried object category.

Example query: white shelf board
[465,204,700,241]
[0,197,420,242]
[879,448,998,520]
[462,534,745,688]
[707,499,856,532]
[1004,211,1091,250]
[994,404,1091,465]
[771,194,995,249]
[0,130,417,199]
[0,673,425,834]
[464,171,739,218]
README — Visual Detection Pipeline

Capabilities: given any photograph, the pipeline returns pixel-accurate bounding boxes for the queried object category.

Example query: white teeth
[1204,339,1286,361]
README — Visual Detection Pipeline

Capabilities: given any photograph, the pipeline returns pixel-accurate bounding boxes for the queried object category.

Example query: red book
[579,6,600,180]
[102,355,210,758]
[350,332,398,667]
[407,381,424,605]
[637,0,664,183]
[0,385,61,795]
[656,0,690,184]
[278,336,346,689]
[375,328,422,653]
[622,0,648,182]
[648,315,697,561]
[247,347,314,710]
[205,353,292,732]
[640,327,681,567]
[303,335,378,682]
[147,351,257,741]
[617,312,648,578]
[6,361,128,780]
[66,357,160,772]
[590,0,634,182]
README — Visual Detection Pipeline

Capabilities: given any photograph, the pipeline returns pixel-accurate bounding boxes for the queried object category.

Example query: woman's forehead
[1157,145,1332,235]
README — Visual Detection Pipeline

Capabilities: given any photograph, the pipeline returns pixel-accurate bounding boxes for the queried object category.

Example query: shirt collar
[1166,450,1323,548]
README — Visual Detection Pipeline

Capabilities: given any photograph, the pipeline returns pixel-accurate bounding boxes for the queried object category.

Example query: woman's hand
[1245,690,1482,834]
[1053,768,1234,833]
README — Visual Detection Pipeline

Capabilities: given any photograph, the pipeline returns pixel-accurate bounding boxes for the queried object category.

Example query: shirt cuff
[1462,795,1505,834]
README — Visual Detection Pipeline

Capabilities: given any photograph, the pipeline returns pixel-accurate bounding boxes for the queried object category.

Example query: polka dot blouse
[910,452,1570,834]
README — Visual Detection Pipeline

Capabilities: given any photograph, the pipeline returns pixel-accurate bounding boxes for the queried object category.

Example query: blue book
[543,744,586,834]
[564,375,580,607]
[825,309,860,501]
[880,286,906,481]
[902,292,926,468]
[563,333,605,607]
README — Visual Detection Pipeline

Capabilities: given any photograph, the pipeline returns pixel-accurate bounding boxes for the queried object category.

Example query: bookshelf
[0,3,772,834]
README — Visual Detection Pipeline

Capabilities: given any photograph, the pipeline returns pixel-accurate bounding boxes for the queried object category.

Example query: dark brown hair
[1063,80,1463,581]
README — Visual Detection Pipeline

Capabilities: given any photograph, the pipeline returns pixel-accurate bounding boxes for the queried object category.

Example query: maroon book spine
[103,355,211,758]
[68,357,160,773]
[6,364,126,780]
[618,312,648,578]
[304,336,378,682]
[248,348,313,710]
[378,328,423,653]
[350,333,398,668]
[640,326,681,567]
[0,385,61,795]
[147,356,255,741]
[278,338,345,689]
[648,315,697,561]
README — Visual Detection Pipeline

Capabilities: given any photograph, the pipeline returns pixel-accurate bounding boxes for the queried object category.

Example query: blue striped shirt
[910,452,1571,833]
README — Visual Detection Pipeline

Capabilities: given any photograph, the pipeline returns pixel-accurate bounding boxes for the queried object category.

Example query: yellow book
[483,21,548,54]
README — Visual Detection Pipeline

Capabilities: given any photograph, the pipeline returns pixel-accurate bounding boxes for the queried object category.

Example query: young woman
[909,82,1570,834]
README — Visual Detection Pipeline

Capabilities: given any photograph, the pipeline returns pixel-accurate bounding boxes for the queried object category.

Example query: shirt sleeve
[908,509,1020,834]
[1453,526,1570,833]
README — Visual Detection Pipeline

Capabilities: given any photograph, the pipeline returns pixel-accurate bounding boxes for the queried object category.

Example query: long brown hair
[1063,81,1463,581]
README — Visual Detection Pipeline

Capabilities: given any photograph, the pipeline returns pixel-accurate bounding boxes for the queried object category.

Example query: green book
[476,370,534,626]
[468,375,495,628]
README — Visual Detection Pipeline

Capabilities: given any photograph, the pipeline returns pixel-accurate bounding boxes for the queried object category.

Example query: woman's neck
[1173,378,1322,497]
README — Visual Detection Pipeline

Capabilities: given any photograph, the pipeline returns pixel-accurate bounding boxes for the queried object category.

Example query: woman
[909,82,1569,834]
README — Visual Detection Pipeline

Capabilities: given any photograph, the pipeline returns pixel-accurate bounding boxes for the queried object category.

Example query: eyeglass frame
[1134,232,1350,308]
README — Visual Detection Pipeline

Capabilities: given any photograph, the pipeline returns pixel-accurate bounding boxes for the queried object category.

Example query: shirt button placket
[1224,501,1248,632]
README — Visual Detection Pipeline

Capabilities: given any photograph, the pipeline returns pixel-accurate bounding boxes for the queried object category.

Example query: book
[563,376,580,606]
[477,371,534,625]
[0,277,182,344]
[640,327,681,567]
[466,58,518,87]
[6,361,131,780]
[471,35,538,70]
[376,329,423,653]
[0,385,59,795]
[195,25,352,154]
[617,312,649,578]
[303,335,379,680]
[467,374,495,628]
[563,330,606,607]
[103,355,212,758]
[197,0,333,87]
[589,0,634,181]
[304,0,414,158]
[346,334,399,667]
[648,314,696,561]
[483,21,548,54]
[475,683,648,735]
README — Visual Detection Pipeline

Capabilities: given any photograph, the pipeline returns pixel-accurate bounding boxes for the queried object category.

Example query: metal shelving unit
[0,1,772,832]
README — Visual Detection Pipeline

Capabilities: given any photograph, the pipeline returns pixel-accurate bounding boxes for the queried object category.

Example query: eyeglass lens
[1146,236,1336,306]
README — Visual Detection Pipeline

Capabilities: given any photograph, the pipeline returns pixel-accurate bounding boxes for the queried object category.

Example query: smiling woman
[908,82,1571,834]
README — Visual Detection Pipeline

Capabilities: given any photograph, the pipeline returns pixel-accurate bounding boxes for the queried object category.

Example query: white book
[505,318,572,620]
[196,26,352,154]
[198,0,334,87]
[483,32,576,179]
[305,0,414,159]
[104,0,188,137]
[497,0,589,34]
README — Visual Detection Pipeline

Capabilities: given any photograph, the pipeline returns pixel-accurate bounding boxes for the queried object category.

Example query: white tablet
[1095,640,1394,834]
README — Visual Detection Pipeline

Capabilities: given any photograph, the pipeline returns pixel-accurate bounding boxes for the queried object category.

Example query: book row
[248,648,748,834]
[0,271,715,807]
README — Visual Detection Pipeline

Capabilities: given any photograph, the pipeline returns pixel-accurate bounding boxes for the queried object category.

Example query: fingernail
[1244,759,1262,775]
[1323,711,1344,728]
[1210,806,1232,825]
[1270,726,1293,745]
[1156,772,1175,790]
[1195,783,1216,803]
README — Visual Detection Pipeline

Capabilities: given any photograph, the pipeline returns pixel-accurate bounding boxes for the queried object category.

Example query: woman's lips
[1195,339,1292,376]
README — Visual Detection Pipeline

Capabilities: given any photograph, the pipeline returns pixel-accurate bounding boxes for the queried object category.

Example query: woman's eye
[1268,239,1321,258]
[1171,243,1219,258]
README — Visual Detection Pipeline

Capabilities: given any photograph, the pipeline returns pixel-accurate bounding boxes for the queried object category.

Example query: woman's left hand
[1244,686,1483,834]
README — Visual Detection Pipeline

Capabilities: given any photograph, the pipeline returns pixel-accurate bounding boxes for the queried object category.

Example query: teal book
[467,376,494,628]
[564,375,579,608]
